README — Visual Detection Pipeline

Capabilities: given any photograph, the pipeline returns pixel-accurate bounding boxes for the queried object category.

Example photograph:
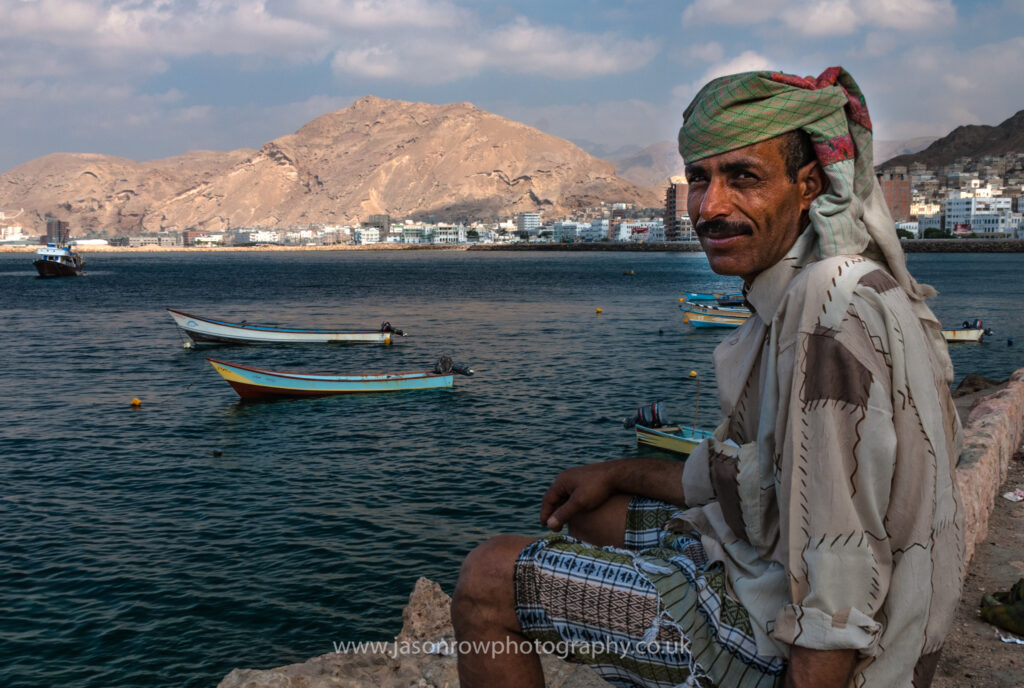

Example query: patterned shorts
[513,498,787,688]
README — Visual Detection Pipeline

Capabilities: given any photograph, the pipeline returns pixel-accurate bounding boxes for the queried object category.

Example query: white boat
[33,244,84,277]
[942,328,984,342]
[942,319,991,343]
[167,308,404,346]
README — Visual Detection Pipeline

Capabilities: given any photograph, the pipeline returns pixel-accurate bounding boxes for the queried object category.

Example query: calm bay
[1,250,1022,687]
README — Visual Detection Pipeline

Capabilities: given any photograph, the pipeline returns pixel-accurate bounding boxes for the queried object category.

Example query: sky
[1,0,1023,173]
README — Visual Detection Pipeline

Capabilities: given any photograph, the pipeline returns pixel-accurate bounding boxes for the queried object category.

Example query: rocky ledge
[219,368,1024,688]
[217,577,608,688]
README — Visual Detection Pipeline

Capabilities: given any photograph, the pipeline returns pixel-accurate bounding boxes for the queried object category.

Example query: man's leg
[452,534,539,688]
[452,495,633,687]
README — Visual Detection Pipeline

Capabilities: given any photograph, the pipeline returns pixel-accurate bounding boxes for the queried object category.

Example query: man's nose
[699,178,732,221]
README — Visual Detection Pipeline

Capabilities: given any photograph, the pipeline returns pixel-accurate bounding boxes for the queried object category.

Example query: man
[453,67,964,688]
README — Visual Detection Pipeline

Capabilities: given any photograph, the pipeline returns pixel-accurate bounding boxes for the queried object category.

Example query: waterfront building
[664,178,690,240]
[944,195,1013,232]
[45,218,71,244]
[877,167,912,222]
[516,212,540,235]
[354,226,380,244]
[553,221,581,242]
[433,224,466,244]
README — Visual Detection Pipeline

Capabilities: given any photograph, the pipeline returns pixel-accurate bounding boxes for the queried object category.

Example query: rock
[953,373,1008,398]
[216,577,611,688]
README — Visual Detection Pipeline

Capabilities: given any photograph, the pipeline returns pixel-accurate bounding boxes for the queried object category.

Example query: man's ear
[798,160,827,208]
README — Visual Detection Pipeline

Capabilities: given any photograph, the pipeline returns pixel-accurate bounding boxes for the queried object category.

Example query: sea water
[1,250,1021,687]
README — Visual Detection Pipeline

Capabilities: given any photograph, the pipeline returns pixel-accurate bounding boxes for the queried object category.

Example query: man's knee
[453,535,533,630]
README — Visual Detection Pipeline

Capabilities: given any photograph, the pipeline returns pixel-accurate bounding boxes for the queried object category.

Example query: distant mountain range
[879,110,1024,169]
[0,97,659,237]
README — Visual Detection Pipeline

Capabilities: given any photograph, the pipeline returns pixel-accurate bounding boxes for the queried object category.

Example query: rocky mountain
[872,137,937,166]
[606,141,686,188]
[0,97,660,237]
[879,110,1024,169]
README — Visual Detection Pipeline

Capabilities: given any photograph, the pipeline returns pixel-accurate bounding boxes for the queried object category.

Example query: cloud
[870,35,1024,139]
[291,0,468,29]
[330,17,659,83]
[686,41,725,63]
[491,98,678,155]
[681,0,955,36]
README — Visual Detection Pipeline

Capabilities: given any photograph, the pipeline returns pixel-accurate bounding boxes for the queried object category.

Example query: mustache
[695,219,754,238]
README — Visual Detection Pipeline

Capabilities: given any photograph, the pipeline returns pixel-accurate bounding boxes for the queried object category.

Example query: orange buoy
[130,397,142,407]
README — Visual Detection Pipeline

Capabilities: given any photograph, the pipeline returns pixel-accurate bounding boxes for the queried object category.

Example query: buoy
[659,329,664,335]
[183,342,193,349]
[213,449,223,457]
[130,397,142,407]
[595,307,603,314]
[689,370,698,378]
[678,297,685,302]
[1009,338,1014,346]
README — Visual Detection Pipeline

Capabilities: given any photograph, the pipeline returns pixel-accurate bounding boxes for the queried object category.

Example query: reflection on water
[0,250,1021,688]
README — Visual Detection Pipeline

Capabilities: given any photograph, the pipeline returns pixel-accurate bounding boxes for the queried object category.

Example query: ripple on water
[1,251,1022,688]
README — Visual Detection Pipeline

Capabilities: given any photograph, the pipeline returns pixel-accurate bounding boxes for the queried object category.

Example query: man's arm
[539,458,685,531]
[785,646,856,687]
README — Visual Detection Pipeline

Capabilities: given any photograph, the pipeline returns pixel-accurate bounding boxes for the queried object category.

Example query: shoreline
[3,239,1023,254]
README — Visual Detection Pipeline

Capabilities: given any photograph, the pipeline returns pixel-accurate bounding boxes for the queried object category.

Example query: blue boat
[207,358,471,399]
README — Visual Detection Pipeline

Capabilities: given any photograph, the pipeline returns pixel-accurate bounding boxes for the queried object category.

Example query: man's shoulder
[781,254,902,329]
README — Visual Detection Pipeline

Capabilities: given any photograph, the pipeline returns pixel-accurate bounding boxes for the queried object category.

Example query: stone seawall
[955,368,1024,564]
[218,368,1024,688]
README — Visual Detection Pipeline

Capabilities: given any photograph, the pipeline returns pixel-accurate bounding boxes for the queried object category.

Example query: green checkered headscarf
[679,66,935,301]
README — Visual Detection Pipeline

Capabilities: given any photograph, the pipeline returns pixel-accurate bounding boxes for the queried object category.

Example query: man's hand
[540,462,622,532]
[539,458,687,532]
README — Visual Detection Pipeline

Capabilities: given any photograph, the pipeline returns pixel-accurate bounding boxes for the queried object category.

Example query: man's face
[685,137,817,284]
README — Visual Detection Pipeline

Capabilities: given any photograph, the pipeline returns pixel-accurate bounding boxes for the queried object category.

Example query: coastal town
[2,150,1023,249]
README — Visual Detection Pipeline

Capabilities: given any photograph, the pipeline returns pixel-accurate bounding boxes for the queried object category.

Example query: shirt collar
[743,227,817,323]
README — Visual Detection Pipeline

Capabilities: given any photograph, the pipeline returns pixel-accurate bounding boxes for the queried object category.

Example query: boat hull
[682,311,747,328]
[942,329,984,342]
[33,259,82,277]
[168,308,394,345]
[207,358,454,399]
[635,424,714,456]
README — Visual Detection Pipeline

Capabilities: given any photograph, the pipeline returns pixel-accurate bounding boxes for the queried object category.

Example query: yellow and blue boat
[207,358,470,400]
[680,301,751,328]
[635,424,715,456]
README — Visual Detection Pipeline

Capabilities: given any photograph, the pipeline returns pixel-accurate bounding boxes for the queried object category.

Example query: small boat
[635,424,715,456]
[34,244,84,277]
[683,291,743,303]
[682,310,748,328]
[942,320,991,343]
[680,301,751,328]
[167,308,404,346]
[207,357,472,400]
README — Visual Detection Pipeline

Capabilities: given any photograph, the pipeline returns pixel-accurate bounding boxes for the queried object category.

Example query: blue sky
[0,0,1022,172]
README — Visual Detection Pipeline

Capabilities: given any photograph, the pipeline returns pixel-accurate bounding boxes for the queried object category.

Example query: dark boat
[33,244,84,277]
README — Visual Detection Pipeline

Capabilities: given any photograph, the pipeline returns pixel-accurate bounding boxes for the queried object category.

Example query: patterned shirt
[671,229,965,685]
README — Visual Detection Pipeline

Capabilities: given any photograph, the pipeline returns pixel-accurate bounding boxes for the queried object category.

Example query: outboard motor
[380,321,406,336]
[624,401,670,429]
[434,354,472,376]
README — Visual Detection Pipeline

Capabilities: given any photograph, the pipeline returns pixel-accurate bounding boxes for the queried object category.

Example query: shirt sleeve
[770,294,897,654]
[681,438,715,507]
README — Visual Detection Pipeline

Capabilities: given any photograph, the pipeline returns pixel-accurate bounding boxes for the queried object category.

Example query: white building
[944,196,1013,232]
[0,224,29,241]
[895,221,919,238]
[516,212,541,235]
[553,222,581,242]
[618,220,665,242]
[582,219,610,241]
[433,224,466,244]
[354,227,380,244]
